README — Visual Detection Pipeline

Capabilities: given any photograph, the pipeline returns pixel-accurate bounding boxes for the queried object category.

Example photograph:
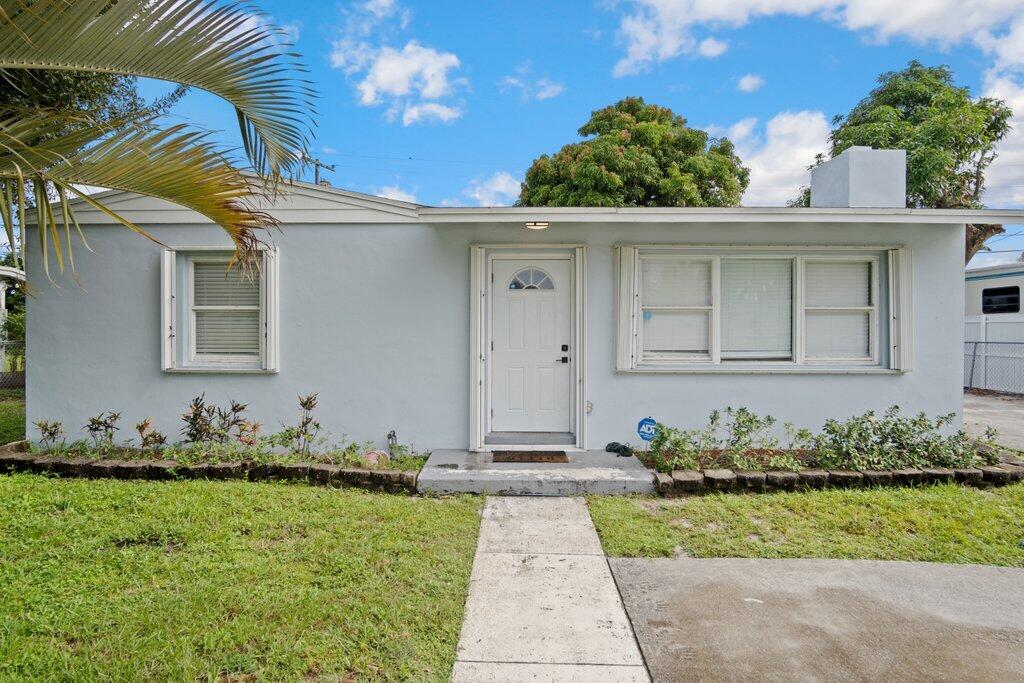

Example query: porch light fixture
[525,221,549,230]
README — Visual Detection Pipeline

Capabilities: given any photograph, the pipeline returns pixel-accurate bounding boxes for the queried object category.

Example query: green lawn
[588,484,1024,567]
[0,475,482,681]
[0,387,24,445]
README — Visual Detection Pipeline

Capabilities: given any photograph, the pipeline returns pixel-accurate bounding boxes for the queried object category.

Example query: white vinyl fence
[965,314,1024,394]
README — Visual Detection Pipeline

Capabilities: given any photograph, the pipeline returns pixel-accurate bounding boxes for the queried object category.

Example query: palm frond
[0,0,316,177]
[0,110,273,279]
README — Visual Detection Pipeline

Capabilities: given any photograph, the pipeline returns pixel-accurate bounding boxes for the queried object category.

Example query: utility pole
[300,153,335,185]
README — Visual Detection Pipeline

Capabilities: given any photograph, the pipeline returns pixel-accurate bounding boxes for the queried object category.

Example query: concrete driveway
[611,556,1024,682]
[964,391,1024,452]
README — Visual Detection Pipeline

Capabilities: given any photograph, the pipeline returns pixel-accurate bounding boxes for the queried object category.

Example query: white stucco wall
[27,219,965,449]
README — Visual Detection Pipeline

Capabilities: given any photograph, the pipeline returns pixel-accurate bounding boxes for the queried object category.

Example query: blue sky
[141,0,1024,268]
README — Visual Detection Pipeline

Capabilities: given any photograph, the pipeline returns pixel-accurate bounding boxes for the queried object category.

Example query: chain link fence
[0,342,24,389]
[964,341,1024,395]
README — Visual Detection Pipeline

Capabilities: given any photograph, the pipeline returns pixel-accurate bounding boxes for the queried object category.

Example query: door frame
[469,244,586,452]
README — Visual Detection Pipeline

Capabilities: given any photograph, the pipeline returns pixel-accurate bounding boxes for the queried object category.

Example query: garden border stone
[646,462,1018,497]
[827,470,863,488]
[862,470,893,487]
[797,469,828,489]
[736,470,767,493]
[0,451,419,494]
[767,470,799,491]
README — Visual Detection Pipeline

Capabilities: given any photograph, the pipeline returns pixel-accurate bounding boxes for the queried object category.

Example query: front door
[490,257,573,433]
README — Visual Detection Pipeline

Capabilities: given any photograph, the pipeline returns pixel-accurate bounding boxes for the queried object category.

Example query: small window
[982,286,1020,314]
[509,267,554,290]
[161,249,279,372]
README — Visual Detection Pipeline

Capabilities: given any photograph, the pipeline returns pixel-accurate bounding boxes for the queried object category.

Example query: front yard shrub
[644,406,998,473]
[30,394,428,472]
[812,407,998,471]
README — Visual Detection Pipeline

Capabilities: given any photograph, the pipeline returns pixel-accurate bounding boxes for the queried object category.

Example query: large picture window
[161,248,279,372]
[616,247,906,372]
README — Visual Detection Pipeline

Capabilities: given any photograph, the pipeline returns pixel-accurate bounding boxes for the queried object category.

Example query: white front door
[490,257,573,433]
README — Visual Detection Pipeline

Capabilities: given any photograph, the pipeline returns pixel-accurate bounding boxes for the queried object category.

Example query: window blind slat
[805,311,870,358]
[193,263,260,307]
[194,310,261,356]
[642,310,709,354]
[721,258,792,357]
[642,259,711,307]
[805,261,870,307]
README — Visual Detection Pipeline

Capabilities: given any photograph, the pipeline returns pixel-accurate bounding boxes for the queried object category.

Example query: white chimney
[810,146,906,208]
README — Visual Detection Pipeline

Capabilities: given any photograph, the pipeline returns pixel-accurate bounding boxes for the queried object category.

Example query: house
[965,260,1024,394]
[26,147,1024,452]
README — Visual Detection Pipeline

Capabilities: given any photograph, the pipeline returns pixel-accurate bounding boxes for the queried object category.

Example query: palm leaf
[0,110,273,279]
[0,0,316,178]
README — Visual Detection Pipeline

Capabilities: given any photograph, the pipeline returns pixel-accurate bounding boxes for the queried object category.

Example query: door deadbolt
[561,344,569,352]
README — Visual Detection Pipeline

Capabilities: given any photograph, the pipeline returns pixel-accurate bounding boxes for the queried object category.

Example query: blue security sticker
[637,416,658,442]
[643,311,653,321]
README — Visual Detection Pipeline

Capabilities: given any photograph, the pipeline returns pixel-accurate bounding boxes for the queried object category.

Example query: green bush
[812,407,998,471]
[644,406,998,473]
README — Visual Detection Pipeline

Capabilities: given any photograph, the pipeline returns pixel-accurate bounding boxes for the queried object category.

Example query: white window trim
[160,247,279,374]
[615,245,910,374]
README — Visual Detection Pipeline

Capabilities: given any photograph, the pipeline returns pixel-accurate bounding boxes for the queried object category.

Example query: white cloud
[375,185,417,203]
[329,1,464,124]
[356,41,461,105]
[968,250,1024,268]
[983,69,1024,208]
[609,0,1024,76]
[464,172,522,206]
[500,63,565,101]
[697,37,728,57]
[401,102,462,125]
[737,73,765,92]
[724,111,830,206]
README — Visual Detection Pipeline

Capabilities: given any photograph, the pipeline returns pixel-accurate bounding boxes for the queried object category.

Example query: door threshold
[475,445,585,453]
[484,431,576,446]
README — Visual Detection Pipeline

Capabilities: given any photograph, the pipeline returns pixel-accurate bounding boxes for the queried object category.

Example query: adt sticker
[637,416,658,442]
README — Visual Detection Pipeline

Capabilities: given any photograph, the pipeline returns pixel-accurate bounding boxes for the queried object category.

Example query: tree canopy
[799,61,1012,262]
[518,97,749,207]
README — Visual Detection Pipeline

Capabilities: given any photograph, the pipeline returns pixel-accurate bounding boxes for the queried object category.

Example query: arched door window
[508,267,554,291]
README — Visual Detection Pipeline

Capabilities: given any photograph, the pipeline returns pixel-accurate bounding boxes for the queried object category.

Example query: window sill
[164,367,277,375]
[619,365,902,375]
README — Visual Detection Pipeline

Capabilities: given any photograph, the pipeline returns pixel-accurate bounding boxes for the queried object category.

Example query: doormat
[492,451,569,463]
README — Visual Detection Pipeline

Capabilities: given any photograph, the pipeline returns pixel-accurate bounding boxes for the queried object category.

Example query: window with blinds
[618,247,891,371]
[191,261,262,359]
[160,249,279,373]
[721,258,792,359]
[802,259,875,361]
[640,258,712,357]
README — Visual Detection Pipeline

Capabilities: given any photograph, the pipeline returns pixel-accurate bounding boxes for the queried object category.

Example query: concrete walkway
[965,391,1024,452]
[612,556,1024,682]
[453,497,649,682]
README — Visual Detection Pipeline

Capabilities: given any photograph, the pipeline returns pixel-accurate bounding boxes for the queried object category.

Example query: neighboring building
[965,261,1024,317]
[26,148,1024,450]
[965,260,1024,394]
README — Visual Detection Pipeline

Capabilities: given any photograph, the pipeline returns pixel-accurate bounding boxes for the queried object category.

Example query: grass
[0,475,482,681]
[588,483,1024,567]
[0,387,24,446]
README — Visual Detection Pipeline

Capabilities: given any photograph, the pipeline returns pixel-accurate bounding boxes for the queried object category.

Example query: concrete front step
[417,449,655,496]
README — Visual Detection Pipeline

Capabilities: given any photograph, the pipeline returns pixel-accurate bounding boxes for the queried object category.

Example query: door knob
[556,356,570,363]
